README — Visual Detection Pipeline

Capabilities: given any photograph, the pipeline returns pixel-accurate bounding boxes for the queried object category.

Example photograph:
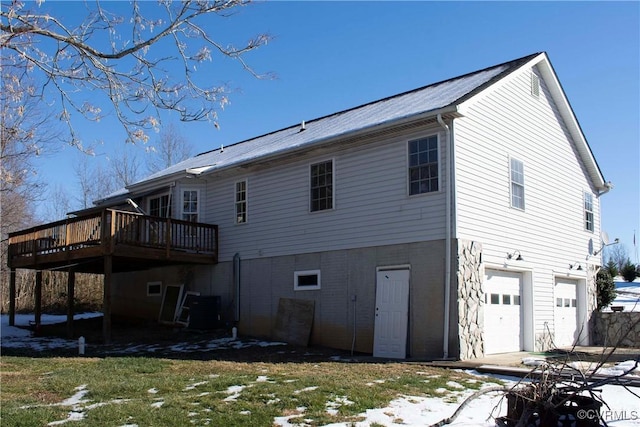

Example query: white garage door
[484,270,523,354]
[555,279,578,348]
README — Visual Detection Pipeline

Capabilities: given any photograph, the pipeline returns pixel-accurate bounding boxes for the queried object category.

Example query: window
[510,158,525,210]
[182,190,199,222]
[310,160,333,212]
[490,294,500,305]
[294,270,321,291]
[584,192,594,232]
[235,180,247,224]
[147,281,162,297]
[149,194,171,218]
[409,136,439,195]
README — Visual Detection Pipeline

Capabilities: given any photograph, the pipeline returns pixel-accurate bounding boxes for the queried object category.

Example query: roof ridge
[195,52,543,157]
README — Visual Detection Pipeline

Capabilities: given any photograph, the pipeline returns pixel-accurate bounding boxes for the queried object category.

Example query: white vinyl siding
[203,126,447,261]
[455,65,600,345]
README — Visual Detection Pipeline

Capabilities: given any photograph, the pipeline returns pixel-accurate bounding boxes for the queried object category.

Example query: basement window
[147,281,162,297]
[294,270,321,291]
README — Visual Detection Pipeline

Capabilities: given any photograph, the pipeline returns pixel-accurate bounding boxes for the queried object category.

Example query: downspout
[437,113,452,360]
[233,253,241,323]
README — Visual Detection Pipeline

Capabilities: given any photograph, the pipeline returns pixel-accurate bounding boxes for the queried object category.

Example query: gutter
[437,113,453,360]
[598,181,614,196]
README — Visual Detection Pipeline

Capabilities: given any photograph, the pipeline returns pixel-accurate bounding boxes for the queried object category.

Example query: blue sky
[34,1,639,259]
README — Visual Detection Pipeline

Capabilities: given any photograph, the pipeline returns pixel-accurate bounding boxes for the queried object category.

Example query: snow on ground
[1,313,103,351]
[607,280,640,312]
[0,313,286,354]
[2,314,639,426]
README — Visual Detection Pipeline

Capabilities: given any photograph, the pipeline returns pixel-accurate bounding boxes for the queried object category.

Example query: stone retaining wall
[457,240,484,360]
[592,311,640,348]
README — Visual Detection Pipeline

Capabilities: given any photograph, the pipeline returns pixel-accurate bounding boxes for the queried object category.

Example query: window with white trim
[147,281,162,297]
[294,270,321,291]
[235,180,247,224]
[408,135,439,195]
[510,158,525,210]
[182,189,199,222]
[584,192,594,232]
[310,160,333,212]
[149,194,171,218]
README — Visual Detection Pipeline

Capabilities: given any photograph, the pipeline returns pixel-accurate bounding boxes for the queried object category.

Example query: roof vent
[299,121,306,132]
[531,73,540,98]
[220,144,224,153]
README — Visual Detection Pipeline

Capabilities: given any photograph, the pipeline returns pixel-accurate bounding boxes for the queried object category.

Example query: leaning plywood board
[159,284,183,324]
[272,298,315,347]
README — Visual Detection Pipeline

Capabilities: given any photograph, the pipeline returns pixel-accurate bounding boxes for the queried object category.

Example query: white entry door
[484,270,523,354]
[373,269,410,359]
[554,279,579,348]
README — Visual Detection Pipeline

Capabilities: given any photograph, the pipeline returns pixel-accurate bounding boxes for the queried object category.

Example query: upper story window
[584,192,594,232]
[510,158,525,210]
[149,194,171,218]
[182,189,199,222]
[310,160,333,212]
[408,135,439,195]
[235,180,247,224]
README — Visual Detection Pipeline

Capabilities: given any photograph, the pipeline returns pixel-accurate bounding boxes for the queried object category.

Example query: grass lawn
[1,356,497,426]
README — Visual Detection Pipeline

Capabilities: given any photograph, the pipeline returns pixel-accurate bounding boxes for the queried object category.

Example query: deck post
[9,268,16,326]
[34,270,42,331]
[103,255,112,344]
[66,268,75,338]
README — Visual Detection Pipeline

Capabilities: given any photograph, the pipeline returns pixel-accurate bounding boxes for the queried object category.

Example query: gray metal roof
[99,53,541,203]
[142,55,538,179]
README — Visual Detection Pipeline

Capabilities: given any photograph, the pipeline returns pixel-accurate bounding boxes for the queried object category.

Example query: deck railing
[8,209,218,262]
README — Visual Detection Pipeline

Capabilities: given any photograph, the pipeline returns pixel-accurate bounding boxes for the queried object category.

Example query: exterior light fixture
[569,262,583,271]
[506,250,524,261]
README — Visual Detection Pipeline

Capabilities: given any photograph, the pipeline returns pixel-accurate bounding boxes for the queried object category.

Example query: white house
[8,52,610,360]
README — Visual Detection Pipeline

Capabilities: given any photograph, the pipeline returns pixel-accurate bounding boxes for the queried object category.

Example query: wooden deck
[7,209,218,273]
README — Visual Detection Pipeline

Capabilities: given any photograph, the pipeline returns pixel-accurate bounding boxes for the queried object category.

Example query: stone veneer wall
[592,312,640,348]
[457,240,484,360]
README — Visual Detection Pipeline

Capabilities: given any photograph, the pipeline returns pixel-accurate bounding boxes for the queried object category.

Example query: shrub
[620,260,639,282]
[596,269,616,311]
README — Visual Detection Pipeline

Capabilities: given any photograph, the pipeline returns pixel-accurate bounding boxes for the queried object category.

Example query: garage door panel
[555,279,578,347]
[484,270,523,354]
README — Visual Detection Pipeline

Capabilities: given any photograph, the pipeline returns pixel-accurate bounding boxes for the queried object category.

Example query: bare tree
[40,184,72,222]
[74,156,117,209]
[604,244,630,274]
[147,123,194,173]
[109,146,141,188]
[1,0,271,148]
